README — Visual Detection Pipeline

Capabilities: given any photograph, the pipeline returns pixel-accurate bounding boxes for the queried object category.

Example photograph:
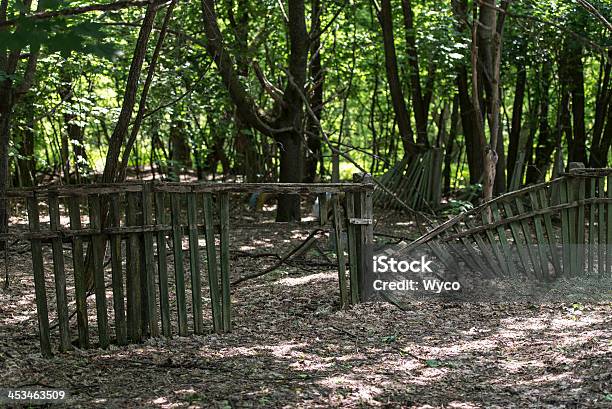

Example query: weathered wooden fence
[2,180,374,356]
[393,167,612,279]
[373,148,443,211]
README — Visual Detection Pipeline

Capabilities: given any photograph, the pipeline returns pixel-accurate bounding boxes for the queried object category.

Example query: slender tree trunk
[0,84,12,241]
[377,0,415,155]
[453,0,482,184]
[400,0,429,145]
[567,40,587,164]
[16,96,35,187]
[443,95,459,194]
[507,66,526,185]
[590,55,611,167]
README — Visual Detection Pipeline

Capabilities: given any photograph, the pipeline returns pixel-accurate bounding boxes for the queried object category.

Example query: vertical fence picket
[68,196,89,348]
[187,192,203,334]
[219,192,232,332]
[538,188,561,276]
[155,191,172,337]
[126,192,142,342]
[588,178,596,272]
[598,177,606,275]
[345,192,359,305]
[576,177,586,275]
[203,192,222,333]
[142,183,159,337]
[88,194,109,348]
[607,175,612,278]
[171,193,188,336]
[560,179,571,276]
[109,195,127,345]
[27,194,52,357]
[332,193,348,308]
[48,193,71,351]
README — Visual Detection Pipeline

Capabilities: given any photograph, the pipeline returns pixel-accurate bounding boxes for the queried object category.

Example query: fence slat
[576,177,586,275]
[109,195,127,345]
[170,194,188,336]
[203,192,222,333]
[27,195,52,357]
[528,191,550,280]
[126,192,142,342]
[502,202,533,276]
[155,192,172,336]
[48,193,71,351]
[598,177,606,276]
[515,198,542,279]
[142,183,159,337]
[345,192,359,305]
[68,196,88,348]
[538,188,561,276]
[332,193,348,309]
[88,194,109,348]
[588,178,596,272]
[489,203,517,277]
[187,192,203,334]
[607,175,612,278]
[219,192,232,332]
[560,179,571,275]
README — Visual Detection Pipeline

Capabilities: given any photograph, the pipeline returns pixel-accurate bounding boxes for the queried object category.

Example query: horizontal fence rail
[2,179,374,356]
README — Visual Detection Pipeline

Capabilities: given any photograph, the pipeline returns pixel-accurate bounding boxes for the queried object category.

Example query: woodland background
[1,0,612,221]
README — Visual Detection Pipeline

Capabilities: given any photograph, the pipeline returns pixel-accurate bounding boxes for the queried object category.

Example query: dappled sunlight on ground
[0,208,610,408]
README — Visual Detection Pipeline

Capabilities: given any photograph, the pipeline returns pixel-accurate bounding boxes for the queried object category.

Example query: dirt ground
[0,206,610,408]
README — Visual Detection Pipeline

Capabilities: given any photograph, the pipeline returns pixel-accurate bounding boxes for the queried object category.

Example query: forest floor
[0,203,611,408]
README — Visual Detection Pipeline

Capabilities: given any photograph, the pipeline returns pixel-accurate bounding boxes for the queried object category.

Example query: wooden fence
[2,179,374,356]
[394,167,612,279]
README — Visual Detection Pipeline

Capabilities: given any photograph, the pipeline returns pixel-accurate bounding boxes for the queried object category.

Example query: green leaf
[425,359,440,368]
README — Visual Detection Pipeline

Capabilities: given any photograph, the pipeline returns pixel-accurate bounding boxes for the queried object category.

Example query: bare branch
[0,0,168,28]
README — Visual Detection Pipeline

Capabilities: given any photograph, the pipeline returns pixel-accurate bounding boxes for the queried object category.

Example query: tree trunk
[304,0,323,183]
[443,95,459,194]
[507,66,526,186]
[567,40,587,164]
[0,84,12,241]
[452,0,482,184]
[276,131,303,221]
[400,0,429,145]
[377,0,415,155]
[15,96,35,187]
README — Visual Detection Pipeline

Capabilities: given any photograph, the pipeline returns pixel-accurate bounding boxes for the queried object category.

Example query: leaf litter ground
[0,206,610,408]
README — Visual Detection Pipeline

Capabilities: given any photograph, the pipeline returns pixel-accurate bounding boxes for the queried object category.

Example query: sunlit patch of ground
[0,207,610,408]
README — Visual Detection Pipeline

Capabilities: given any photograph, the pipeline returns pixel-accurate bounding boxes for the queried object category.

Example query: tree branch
[0,0,169,28]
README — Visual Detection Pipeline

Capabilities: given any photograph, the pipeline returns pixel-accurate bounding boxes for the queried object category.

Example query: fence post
[68,196,89,348]
[345,191,359,305]
[203,192,222,333]
[109,194,127,345]
[352,173,374,302]
[155,191,172,337]
[126,192,143,341]
[48,192,71,351]
[142,182,159,337]
[89,194,109,348]
[219,192,232,332]
[27,193,52,357]
[170,193,188,336]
